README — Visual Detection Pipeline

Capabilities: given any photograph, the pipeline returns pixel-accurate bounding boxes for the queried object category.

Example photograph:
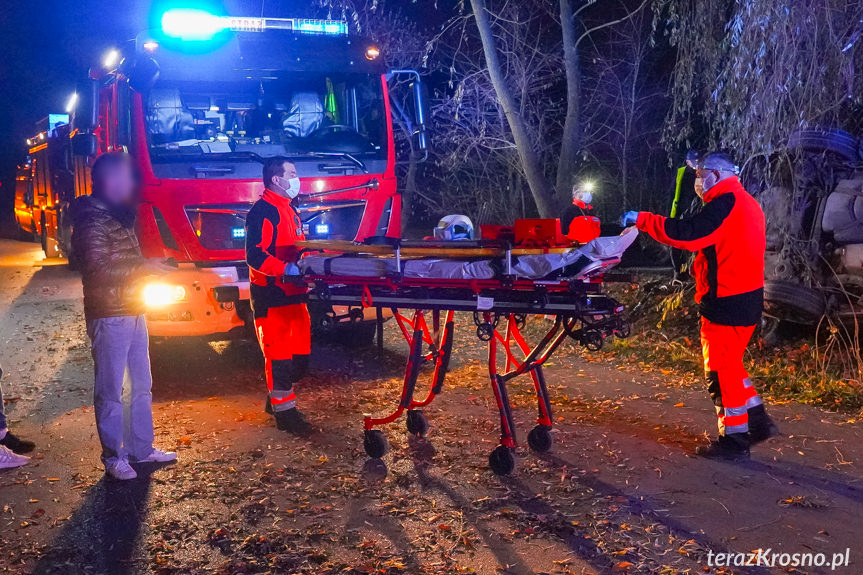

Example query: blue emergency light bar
[160,8,348,41]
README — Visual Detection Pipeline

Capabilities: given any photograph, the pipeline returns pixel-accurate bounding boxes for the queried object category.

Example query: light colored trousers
[87,315,154,465]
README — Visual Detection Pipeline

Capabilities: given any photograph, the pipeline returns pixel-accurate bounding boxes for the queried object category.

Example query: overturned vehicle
[743,129,863,340]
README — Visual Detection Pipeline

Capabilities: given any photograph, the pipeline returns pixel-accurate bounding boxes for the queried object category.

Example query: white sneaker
[106,459,137,480]
[0,445,28,469]
[136,449,177,463]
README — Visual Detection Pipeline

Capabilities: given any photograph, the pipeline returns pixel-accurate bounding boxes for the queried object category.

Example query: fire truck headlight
[144,283,187,307]
[365,46,381,61]
[161,8,226,41]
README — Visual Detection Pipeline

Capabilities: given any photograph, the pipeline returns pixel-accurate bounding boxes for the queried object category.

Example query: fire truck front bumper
[143,263,252,338]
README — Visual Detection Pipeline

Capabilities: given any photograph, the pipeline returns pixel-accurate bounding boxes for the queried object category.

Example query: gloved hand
[619,210,640,227]
[284,263,301,277]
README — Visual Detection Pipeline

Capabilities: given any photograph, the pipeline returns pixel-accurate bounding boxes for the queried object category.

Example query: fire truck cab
[66,10,426,338]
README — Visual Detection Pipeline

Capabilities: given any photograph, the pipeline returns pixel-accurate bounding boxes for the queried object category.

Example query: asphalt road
[0,237,861,575]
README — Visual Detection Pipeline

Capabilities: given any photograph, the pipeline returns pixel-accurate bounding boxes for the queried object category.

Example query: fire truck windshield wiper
[309,152,368,174]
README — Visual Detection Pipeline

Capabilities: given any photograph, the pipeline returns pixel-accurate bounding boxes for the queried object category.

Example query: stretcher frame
[306,272,629,475]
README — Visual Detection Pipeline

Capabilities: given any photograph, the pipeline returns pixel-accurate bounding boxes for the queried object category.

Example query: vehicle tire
[527,425,552,453]
[763,280,826,324]
[406,410,428,437]
[40,221,61,259]
[363,429,388,459]
[488,445,515,476]
[787,129,860,162]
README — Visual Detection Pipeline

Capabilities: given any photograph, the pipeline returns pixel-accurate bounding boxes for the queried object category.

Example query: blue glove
[619,211,640,227]
[284,263,301,277]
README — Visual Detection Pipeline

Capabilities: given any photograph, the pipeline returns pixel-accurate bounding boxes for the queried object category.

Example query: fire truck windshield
[145,73,387,173]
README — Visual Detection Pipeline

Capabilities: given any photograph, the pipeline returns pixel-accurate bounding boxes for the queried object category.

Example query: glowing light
[143,40,160,52]
[231,227,246,239]
[313,180,326,192]
[103,49,120,69]
[580,180,595,193]
[365,46,381,61]
[295,19,348,35]
[65,92,79,113]
[161,8,227,41]
[143,283,187,307]
[315,223,330,235]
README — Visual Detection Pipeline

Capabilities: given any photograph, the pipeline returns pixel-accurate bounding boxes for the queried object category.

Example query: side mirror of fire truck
[387,69,429,161]
[119,56,161,92]
[72,133,98,158]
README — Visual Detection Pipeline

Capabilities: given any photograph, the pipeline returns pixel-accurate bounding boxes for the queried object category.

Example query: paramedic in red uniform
[621,151,778,459]
[245,157,313,435]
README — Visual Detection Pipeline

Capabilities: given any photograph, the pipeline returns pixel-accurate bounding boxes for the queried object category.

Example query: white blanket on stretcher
[300,227,638,281]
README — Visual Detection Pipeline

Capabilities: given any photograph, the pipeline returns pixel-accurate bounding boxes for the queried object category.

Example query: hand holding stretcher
[296,227,638,475]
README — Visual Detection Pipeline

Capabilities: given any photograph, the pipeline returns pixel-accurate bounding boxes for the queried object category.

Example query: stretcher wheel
[406,409,429,437]
[583,331,603,351]
[613,322,631,339]
[527,425,552,453]
[476,323,494,341]
[488,445,515,476]
[363,429,389,459]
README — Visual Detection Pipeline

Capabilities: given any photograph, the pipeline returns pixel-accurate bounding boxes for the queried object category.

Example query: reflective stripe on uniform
[746,395,763,408]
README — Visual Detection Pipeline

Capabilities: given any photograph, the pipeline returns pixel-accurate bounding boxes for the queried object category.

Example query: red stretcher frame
[305,272,629,475]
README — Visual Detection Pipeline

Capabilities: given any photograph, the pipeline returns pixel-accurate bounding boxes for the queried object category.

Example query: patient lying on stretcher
[298,226,638,281]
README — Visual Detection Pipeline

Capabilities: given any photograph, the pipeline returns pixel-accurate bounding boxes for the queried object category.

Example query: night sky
[0,0,338,222]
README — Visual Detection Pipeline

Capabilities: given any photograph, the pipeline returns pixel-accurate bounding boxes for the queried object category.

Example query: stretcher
[297,229,637,475]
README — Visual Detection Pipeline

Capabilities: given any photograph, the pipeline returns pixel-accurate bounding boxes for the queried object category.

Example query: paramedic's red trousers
[700,317,763,435]
[254,304,311,412]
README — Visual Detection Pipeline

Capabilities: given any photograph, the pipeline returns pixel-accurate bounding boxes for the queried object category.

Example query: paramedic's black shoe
[0,432,35,454]
[264,397,273,415]
[747,404,780,445]
[695,434,750,460]
[275,408,313,436]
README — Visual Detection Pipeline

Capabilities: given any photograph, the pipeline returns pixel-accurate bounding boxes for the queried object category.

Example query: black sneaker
[695,434,750,460]
[747,404,780,444]
[274,408,313,436]
[0,432,35,454]
[264,397,273,415]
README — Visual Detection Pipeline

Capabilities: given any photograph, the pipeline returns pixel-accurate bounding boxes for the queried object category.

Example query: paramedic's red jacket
[636,176,765,326]
[245,189,307,318]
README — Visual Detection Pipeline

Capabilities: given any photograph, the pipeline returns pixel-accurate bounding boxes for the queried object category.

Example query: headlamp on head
[685,150,740,174]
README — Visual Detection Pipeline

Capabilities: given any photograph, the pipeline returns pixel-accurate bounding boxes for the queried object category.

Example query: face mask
[701,171,719,194]
[271,175,301,199]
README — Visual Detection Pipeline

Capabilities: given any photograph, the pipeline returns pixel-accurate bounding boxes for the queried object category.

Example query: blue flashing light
[161,8,227,41]
[295,19,348,36]
[231,227,246,239]
[314,223,330,236]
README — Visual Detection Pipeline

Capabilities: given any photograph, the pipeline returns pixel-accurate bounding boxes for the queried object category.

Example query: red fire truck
[60,9,426,338]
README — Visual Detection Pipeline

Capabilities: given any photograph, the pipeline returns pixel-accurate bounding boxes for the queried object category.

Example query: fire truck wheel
[527,425,553,453]
[406,410,428,437]
[363,429,389,459]
[489,445,515,476]
[40,224,60,259]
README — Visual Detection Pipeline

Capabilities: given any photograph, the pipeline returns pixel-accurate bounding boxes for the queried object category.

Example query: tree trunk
[556,0,581,205]
[469,0,558,218]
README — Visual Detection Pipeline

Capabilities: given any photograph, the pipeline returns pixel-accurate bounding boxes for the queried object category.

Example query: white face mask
[701,171,719,195]
[272,175,301,199]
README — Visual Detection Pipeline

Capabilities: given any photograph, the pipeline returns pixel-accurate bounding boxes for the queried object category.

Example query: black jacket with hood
[71,196,148,320]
